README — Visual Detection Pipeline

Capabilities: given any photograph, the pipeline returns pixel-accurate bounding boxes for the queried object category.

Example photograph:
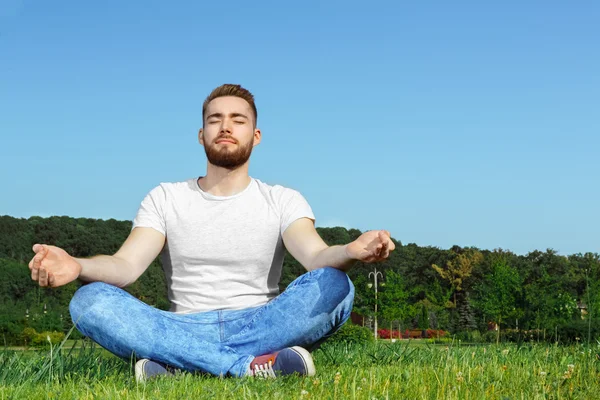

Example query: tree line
[1,215,599,345]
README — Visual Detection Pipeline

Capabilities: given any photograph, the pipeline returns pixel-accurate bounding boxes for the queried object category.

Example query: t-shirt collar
[194,176,255,201]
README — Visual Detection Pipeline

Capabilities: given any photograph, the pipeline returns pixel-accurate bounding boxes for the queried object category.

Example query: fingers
[48,272,55,288]
[38,267,48,287]
[380,245,390,259]
[378,232,389,254]
[31,262,39,281]
[374,230,393,260]
[357,230,395,263]
[30,244,48,285]
[32,245,47,269]
[30,244,62,287]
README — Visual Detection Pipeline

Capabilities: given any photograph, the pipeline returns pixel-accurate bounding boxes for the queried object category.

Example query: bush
[378,329,402,339]
[21,327,37,345]
[483,330,498,343]
[22,327,65,347]
[453,330,481,342]
[328,322,375,344]
[555,319,600,343]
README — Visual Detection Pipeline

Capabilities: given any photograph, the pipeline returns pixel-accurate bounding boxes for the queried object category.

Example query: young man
[28,84,395,381]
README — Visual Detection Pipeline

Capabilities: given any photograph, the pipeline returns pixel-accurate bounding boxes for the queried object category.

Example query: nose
[220,119,233,134]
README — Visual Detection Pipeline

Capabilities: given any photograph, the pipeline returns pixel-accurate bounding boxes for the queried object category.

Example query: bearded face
[201,96,260,170]
[203,135,254,169]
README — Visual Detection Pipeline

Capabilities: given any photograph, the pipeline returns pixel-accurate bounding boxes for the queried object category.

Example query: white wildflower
[456,371,464,383]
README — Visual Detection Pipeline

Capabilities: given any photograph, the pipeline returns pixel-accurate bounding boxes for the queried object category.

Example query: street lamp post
[368,267,383,340]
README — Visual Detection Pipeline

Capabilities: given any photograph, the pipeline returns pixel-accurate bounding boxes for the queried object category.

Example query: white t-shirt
[132,177,315,314]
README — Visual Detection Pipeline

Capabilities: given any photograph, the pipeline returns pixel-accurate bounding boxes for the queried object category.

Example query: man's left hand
[345,230,395,263]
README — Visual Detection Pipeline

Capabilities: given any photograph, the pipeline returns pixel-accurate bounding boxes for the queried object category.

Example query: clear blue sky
[1,1,598,255]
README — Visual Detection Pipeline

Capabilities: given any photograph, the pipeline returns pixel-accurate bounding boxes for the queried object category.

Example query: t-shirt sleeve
[279,189,315,234]
[132,185,167,236]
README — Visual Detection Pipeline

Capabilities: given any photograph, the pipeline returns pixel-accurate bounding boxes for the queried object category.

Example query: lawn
[1,338,600,399]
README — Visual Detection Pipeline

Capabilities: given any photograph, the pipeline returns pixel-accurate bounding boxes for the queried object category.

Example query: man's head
[199,84,261,170]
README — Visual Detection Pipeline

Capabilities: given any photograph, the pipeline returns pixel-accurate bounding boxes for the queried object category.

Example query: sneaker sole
[134,359,148,383]
[289,346,316,376]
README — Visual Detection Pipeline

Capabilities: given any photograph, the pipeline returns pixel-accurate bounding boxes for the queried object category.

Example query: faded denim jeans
[69,267,354,377]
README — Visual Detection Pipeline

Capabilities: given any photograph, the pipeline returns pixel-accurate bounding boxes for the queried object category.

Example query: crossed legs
[69,267,354,377]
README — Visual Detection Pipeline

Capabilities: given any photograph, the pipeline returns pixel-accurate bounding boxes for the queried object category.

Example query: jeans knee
[69,282,115,324]
[313,267,355,308]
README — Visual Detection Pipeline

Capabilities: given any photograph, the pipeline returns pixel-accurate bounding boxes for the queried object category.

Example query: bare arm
[29,227,165,288]
[76,227,165,287]
[282,218,395,272]
[306,244,356,272]
[282,218,353,271]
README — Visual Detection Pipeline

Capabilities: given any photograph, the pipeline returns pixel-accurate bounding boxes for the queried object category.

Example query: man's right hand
[29,244,82,288]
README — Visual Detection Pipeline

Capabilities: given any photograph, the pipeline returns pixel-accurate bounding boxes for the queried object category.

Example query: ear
[253,129,262,147]
[198,129,204,146]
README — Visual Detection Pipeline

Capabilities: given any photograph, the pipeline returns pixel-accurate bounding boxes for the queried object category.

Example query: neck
[198,162,251,196]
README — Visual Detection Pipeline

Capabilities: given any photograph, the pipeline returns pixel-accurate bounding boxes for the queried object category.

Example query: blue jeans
[69,267,354,377]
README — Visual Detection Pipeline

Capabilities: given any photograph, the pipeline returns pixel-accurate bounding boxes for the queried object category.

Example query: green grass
[5,339,87,352]
[2,338,600,399]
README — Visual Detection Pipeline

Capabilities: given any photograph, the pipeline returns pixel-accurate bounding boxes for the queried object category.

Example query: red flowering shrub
[377,329,403,339]
[425,329,448,338]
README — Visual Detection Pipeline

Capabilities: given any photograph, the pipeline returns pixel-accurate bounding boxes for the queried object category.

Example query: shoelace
[252,360,277,378]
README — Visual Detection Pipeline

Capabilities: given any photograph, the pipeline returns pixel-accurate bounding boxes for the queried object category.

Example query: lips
[216,139,236,144]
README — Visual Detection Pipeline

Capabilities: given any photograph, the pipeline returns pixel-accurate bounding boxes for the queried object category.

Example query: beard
[204,138,254,169]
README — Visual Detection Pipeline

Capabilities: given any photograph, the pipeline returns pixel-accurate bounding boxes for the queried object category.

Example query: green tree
[475,257,522,343]
[570,252,600,343]
[456,291,477,332]
[380,270,413,339]
[417,302,429,330]
[424,279,453,330]
[522,250,579,340]
[432,247,483,331]
[350,273,376,322]
[432,248,483,309]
